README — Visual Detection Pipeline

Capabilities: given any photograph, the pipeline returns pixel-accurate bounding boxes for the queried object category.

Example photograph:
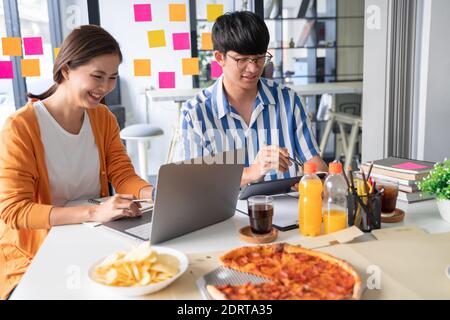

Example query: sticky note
[21,59,40,77]
[134,4,152,22]
[207,4,223,22]
[0,61,14,79]
[169,3,186,21]
[211,61,222,78]
[134,59,151,76]
[392,162,428,170]
[23,37,43,55]
[54,48,60,59]
[2,37,22,56]
[182,58,199,75]
[148,30,166,48]
[159,72,175,89]
[201,32,213,50]
[172,32,190,50]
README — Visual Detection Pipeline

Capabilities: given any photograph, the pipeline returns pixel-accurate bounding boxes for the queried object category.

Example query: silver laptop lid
[150,150,244,244]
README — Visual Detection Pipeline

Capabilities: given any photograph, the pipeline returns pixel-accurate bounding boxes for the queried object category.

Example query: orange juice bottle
[323,161,348,234]
[298,162,323,237]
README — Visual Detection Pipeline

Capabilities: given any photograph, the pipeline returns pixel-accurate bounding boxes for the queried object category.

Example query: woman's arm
[49,194,142,226]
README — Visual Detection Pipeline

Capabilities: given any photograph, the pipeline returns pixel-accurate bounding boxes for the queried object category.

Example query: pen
[133,199,153,203]
[288,156,303,167]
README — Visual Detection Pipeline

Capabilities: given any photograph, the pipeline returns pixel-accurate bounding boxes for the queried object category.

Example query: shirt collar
[215,76,276,120]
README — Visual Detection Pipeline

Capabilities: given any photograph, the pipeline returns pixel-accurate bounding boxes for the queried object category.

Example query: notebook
[361,157,435,181]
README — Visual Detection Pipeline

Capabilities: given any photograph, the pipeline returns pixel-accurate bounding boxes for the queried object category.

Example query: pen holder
[347,190,382,233]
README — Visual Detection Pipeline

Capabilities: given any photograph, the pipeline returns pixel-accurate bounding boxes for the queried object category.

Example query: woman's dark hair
[28,25,122,100]
[212,11,270,55]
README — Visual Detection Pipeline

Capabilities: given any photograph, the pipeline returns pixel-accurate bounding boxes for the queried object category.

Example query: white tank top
[33,101,101,206]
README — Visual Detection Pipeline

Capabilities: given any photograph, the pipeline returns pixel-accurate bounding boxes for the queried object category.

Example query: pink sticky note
[393,162,428,170]
[211,61,223,78]
[0,61,14,79]
[23,37,43,55]
[134,4,152,22]
[172,32,190,50]
[159,72,175,89]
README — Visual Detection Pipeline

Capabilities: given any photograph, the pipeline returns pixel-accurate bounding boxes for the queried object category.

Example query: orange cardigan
[0,102,150,299]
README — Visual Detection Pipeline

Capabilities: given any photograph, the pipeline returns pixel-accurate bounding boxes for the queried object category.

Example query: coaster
[239,226,278,244]
[381,208,405,223]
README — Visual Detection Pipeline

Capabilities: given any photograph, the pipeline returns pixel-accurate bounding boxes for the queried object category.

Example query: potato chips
[92,243,180,287]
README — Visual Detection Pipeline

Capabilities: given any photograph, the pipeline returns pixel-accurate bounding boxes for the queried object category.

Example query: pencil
[366,161,374,180]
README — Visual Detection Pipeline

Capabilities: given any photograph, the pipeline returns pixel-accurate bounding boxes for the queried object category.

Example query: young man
[181,11,328,186]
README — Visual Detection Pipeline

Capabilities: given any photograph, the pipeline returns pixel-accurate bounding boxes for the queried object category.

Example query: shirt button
[101,171,106,175]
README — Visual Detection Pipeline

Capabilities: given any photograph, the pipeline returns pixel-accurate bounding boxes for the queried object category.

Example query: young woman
[0,25,154,299]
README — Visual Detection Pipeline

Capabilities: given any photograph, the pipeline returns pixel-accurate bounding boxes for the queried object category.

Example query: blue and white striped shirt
[181,76,320,181]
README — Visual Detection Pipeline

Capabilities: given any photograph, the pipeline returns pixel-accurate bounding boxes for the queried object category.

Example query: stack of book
[360,157,436,203]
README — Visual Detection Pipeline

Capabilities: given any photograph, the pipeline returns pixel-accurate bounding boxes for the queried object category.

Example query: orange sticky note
[148,30,166,48]
[201,32,213,50]
[2,37,22,56]
[54,48,60,59]
[134,59,151,76]
[207,4,223,22]
[169,3,186,21]
[21,59,40,77]
[182,58,199,75]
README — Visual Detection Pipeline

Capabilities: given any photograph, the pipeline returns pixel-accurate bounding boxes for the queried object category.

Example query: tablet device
[238,173,327,200]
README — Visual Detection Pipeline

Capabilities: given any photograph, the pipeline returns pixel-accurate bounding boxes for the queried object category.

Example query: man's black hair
[212,11,270,55]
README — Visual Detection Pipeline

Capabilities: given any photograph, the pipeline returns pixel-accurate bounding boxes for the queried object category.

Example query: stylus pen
[288,156,304,167]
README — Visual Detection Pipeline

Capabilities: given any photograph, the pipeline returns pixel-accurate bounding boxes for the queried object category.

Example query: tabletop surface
[10,198,449,300]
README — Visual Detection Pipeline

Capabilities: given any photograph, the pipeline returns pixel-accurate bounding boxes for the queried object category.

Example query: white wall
[415,0,450,162]
[99,0,193,175]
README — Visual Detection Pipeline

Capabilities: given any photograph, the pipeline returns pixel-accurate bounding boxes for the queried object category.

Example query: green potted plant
[417,159,450,223]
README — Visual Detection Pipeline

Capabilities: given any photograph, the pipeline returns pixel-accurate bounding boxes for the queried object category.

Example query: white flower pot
[437,199,450,223]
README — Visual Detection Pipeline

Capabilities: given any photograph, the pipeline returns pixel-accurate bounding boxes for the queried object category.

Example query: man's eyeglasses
[225,52,273,70]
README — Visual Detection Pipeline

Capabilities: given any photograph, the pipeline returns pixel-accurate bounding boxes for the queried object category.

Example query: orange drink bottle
[323,161,348,234]
[298,162,323,237]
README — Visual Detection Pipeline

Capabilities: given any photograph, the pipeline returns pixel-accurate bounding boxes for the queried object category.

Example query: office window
[17,0,53,97]
[0,2,16,129]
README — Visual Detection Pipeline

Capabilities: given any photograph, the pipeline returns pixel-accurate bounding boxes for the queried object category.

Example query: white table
[146,82,363,164]
[10,199,450,300]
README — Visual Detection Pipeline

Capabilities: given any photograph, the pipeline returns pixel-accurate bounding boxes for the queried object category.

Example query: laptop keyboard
[125,223,152,240]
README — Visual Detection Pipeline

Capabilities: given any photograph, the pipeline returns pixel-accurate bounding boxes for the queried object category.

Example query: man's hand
[244,145,293,184]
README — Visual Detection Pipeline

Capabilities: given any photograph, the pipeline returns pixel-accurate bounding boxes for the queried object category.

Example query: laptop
[103,150,244,244]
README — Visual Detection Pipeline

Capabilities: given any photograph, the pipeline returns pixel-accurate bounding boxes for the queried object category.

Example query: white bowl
[88,246,188,297]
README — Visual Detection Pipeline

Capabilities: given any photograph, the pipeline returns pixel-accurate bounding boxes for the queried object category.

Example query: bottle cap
[303,162,317,174]
[329,161,343,174]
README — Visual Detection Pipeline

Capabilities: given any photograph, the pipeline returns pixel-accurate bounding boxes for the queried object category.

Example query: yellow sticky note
[54,48,60,59]
[169,3,186,22]
[134,59,151,76]
[2,37,22,56]
[207,4,223,22]
[21,59,41,77]
[182,58,199,75]
[201,32,213,50]
[148,30,166,48]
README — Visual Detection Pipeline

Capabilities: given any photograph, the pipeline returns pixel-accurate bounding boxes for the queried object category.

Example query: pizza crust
[209,243,363,300]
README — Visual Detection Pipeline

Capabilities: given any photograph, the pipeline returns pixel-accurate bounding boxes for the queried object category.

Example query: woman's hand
[90,194,142,223]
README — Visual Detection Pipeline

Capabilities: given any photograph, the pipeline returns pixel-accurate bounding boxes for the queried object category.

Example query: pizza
[206,243,362,300]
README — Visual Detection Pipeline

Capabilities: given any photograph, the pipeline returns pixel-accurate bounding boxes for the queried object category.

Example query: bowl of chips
[88,243,188,297]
